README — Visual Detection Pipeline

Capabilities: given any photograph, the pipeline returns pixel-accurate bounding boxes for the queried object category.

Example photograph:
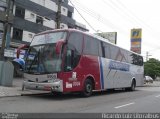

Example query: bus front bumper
[23,80,63,92]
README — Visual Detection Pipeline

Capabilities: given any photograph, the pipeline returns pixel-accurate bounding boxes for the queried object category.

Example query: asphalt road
[0,86,160,113]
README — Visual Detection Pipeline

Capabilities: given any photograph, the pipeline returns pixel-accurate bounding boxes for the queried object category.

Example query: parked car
[144,76,153,83]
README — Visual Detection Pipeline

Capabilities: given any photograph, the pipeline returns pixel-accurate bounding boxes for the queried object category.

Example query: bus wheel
[130,80,136,91]
[22,84,25,91]
[81,79,93,97]
[51,91,62,96]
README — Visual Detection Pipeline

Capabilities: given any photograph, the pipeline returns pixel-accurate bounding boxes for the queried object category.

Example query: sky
[69,0,160,61]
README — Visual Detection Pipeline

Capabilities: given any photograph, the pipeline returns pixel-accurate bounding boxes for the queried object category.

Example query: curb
[0,94,21,98]
[21,92,50,96]
[0,92,50,98]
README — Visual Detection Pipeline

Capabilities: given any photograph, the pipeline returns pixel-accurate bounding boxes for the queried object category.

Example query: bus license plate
[47,73,57,79]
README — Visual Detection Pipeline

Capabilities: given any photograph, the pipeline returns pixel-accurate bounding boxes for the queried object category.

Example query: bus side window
[103,42,111,59]
[128,52,143,66]
[83,36,99,56]
[65,49,72,71]
[64,32,83,71]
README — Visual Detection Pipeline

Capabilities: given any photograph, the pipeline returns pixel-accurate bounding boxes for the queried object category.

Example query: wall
[25,10,36,23]
[22,30,35,42]
[14,0,75,29]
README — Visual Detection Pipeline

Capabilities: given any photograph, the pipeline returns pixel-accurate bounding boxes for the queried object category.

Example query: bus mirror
[55,40,65,54]
[17,44,29,58]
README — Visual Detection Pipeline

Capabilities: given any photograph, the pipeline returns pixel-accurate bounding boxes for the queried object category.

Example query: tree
[144,58,160,79]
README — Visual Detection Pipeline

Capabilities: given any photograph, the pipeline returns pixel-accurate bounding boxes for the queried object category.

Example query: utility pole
[0,0,11,60]
[146,51,152,61]
[56,0,62,29]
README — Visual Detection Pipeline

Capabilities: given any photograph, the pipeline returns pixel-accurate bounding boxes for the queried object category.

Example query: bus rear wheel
[81,79,93,97]
[126,80,136,91]
[130,80,136,91]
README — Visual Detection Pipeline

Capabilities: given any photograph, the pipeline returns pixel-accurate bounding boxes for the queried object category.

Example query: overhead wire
[16,0,160,54]
[69,0,97,32]
[72,0,127,35]
[115,0,154,30]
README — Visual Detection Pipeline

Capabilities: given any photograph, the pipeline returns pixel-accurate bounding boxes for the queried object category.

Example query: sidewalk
[143,80,160,87]
[0,79,160,98]
[0,78,49,98]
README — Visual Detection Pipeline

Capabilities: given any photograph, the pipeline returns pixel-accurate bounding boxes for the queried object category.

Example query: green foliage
[144,58,160,79]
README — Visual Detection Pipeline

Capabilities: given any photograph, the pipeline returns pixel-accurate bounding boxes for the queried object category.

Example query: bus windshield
[25,32,67,74]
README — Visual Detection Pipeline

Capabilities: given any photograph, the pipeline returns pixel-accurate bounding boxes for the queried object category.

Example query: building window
[13,28,23,41]
[0,0,7,3]
[30,13,35,18]
[68,11,72,18]
[0,7,6,11]
[15,6,25,19]
[0,0,7,11]
[44,17,51,21]
[36,16,43,25]
[62,8,66,12]
[0,32,3,40]
[60,25,64,29]
[0,22,4,31]
[28,34,33,38]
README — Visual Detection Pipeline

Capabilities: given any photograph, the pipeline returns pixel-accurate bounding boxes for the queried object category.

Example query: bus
[20,29,144,97]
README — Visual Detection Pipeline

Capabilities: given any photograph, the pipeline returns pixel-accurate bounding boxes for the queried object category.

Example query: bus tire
[81,79,93,97]
[51,91,62,96]
[22,85,24,91]
[129,80,136,91]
